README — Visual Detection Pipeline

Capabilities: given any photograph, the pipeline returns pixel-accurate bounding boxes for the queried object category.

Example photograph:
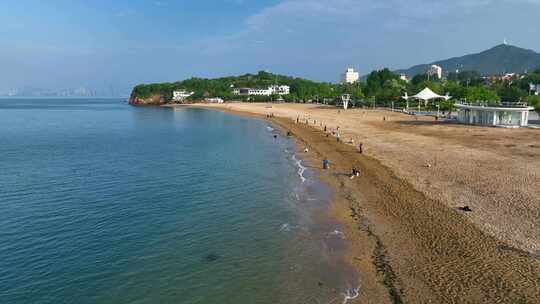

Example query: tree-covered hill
[129,68,540,113]
[396,44,540,78]
[130,71,363,104]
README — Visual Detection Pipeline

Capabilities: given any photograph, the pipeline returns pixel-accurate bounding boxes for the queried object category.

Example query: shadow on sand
[396,120,458,127]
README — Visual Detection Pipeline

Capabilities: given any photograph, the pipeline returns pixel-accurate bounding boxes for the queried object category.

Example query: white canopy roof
[403,88,451,101]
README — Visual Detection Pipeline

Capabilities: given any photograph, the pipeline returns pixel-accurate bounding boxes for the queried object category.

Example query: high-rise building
[341,68,359,84]
[427,65,443,79]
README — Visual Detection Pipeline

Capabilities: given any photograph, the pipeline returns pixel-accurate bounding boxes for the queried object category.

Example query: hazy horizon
[2,0,540,94]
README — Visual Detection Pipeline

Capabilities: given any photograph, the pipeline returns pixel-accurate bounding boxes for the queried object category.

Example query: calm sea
[0,99,358,304]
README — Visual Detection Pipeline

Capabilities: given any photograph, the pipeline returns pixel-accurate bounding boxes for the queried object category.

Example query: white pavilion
[402,87,451,115]
[454,102,534,128]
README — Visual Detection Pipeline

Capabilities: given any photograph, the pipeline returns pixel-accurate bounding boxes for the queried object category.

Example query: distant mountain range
[395,44,540,78]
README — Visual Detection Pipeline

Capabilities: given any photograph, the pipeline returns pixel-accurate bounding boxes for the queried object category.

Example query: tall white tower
[427,65,443,80]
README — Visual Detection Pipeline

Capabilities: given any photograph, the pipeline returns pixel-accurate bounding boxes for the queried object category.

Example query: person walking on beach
[336,133,341,142]
[358,143,363,154]
[324,125,327,132]
[350,167,360,179]
[296,116,299,124]
[323,158,330,170]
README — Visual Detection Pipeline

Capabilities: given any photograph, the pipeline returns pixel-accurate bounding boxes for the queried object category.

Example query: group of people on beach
[294,114,366,180]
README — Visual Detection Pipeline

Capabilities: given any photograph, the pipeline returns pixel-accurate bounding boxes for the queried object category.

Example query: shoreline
[169,104,370,302]
[169,103,540,303]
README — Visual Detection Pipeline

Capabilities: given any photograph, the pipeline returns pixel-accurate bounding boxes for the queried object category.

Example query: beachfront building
[455,102,534,128]
[233,85,291,96]
[341,68,360,84]
[172,90,194,102]
[205,97,224,103]
[269,85,290,95]
[427,65,443,80]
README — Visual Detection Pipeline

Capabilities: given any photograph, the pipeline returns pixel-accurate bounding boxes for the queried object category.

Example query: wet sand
[168,103,540,303]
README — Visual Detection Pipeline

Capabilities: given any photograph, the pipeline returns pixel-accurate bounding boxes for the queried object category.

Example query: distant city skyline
[0,85,127,98]
[1,0,540,94]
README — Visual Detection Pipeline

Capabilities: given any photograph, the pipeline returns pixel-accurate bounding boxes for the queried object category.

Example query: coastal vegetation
[131,71,362,103]
[131,68,540,113]
[130,45,540,112]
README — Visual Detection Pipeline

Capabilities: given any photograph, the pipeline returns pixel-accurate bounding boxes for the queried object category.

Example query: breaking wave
[279,223,300,232]
[342,287,360,304]
[328,230,346,239]
[291,154,306,183]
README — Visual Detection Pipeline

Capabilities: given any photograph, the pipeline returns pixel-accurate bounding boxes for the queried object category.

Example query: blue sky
[1,0,539,94]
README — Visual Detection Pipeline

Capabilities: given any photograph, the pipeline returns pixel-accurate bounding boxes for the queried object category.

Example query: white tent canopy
[404,87,451,102]
[402,88,452,114]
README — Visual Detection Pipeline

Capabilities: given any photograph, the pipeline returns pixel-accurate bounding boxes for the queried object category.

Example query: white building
[205,97,224,103]
[427,65,443,79]
[341,68,360,84]
[399,74,409,82]
[455,102,534,128]
[233,85,290,96]
[269,85,290,95]
[172,90,194,102]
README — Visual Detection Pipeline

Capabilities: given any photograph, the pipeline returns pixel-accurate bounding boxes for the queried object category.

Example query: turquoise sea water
[0,99,358,304]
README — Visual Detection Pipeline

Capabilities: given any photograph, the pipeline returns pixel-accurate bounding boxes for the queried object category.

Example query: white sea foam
[342,287,360,304]
[280,223,291,232]
[291,155,306,183]
[280,223,300,232]
[266,126,274,131]
[328,230,346,239]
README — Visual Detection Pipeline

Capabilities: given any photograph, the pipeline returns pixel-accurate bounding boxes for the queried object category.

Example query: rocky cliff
[128,94,166,106]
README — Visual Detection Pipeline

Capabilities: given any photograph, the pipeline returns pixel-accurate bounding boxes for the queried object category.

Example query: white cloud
[184,0,540,80]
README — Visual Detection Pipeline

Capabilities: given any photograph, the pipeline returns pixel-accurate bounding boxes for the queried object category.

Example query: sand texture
[171,103,540,303]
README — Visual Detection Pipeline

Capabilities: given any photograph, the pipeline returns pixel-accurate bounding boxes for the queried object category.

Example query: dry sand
[170,103,540,303]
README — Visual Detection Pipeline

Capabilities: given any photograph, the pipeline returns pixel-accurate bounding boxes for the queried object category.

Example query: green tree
[465,87,500,102]
[525,95,540,114]
[365,68,401,98]
[447,71,482,86]
[498,86,526,102]
[443,80,467,100]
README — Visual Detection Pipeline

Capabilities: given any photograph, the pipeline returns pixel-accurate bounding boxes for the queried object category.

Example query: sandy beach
[171,102,540,303]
